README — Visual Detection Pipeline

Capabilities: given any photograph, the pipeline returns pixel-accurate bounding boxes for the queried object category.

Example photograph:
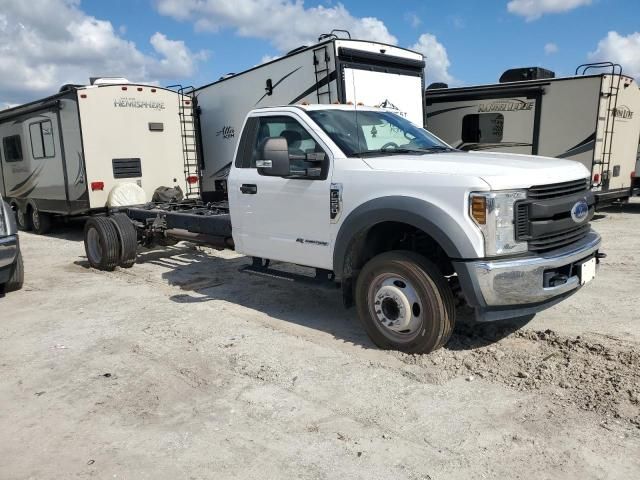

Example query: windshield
[307,109,454,157]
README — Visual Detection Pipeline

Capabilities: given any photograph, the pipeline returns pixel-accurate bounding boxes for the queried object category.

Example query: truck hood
[362,151,590,190]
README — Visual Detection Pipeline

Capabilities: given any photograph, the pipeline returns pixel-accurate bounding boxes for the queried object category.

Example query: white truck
[83,104,603,353]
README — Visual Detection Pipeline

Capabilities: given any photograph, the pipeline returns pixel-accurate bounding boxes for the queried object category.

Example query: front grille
[528,179,589,200]
[516,178,592,253]
[112,158,142,179]
[515,202,530,238]
[528,224,590,253]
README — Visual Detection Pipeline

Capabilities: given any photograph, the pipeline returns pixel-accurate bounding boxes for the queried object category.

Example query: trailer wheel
[30,207,51,235]
[108,213,138,268]
[3,252,24,293]
[14,205,31,231]
[355,250,455,354]
[84,217,121,271]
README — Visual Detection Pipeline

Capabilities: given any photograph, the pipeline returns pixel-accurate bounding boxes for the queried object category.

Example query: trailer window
[29,120,55,159]
[2,135,23,163]
[461,113,503,144]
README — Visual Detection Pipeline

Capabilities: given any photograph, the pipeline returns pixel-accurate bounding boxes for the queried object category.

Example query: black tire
[108,214,137,268]
[84,216,121,271]
[4,251,24,292]
[14,205,31,231]
[355,250,456,354]
[30,206,51,235]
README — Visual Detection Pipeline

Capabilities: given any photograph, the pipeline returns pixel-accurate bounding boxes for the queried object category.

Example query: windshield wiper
[420,145,457,153]
[352,148,431,157]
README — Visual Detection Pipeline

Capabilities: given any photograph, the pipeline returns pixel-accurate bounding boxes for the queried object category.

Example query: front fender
[333,196,479,279]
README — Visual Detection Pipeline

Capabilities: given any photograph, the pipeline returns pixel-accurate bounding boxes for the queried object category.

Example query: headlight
[469,190,527,257]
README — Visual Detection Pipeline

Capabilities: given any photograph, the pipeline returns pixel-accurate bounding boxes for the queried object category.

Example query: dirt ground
[1,200,639,480]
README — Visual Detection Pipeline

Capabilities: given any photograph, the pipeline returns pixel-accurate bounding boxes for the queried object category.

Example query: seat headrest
[279,130,302,147]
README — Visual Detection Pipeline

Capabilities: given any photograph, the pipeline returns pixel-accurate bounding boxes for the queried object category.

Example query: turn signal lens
[470,195,487,225]
[91,181,104,191]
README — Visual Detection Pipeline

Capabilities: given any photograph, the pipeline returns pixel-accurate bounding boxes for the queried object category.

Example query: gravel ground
[1,200,639,479]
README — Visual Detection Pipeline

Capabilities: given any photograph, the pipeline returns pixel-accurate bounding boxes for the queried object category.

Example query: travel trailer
[0,78,197,233]
[193,31,426,200]
[425,63,640,205]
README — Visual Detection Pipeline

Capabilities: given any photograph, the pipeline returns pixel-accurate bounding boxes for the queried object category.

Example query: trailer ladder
[576,62,623,189]
[169,85,201,199]
[313,45,333,104]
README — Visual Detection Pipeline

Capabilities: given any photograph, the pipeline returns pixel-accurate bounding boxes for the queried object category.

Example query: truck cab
[228,105,601,352]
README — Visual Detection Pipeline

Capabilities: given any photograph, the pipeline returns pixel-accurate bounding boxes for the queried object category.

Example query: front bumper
[0,235,18,283]
[454,231,601,322]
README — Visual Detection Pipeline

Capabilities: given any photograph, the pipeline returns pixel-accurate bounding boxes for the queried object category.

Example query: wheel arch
[333,196,477,282]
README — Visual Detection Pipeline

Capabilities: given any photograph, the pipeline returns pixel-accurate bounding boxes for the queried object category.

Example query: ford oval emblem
[571,200,589,223]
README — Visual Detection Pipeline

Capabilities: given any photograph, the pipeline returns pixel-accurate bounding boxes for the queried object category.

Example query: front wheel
[355,251,455,354]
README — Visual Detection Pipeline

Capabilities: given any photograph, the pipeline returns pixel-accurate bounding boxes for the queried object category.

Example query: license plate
[580,258,597,285]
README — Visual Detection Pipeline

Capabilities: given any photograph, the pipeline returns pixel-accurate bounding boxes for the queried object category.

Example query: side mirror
[256,137,290,176]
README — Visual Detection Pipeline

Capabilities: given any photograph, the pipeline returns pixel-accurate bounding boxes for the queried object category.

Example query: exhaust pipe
[165,228,234,250]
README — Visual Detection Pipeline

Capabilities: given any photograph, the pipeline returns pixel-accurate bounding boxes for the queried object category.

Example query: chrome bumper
[0,235,18,270]
[454,231,601,321]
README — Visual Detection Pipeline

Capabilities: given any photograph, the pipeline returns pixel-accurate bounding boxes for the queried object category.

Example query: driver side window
[251,116,328,178]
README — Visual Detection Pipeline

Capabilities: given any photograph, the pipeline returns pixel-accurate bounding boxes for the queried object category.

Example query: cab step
[240,258,336,289]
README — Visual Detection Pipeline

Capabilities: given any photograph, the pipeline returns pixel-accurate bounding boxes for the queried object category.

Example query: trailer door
[343,68,424,125]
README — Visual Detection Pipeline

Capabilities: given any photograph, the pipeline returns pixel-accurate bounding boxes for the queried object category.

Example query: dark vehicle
[0,195,23,294]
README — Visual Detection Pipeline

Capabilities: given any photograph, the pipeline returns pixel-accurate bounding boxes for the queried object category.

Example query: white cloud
[588,31,640,80]
[404,12,422,28]
[507,0,591,21]
[0,0,207,105]
[544,42,559,54]
[148,32,209,78]
[155,0,396,52]
[411,33,456,86]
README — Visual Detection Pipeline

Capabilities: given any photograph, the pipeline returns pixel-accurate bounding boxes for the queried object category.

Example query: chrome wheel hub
[370,275,422,335]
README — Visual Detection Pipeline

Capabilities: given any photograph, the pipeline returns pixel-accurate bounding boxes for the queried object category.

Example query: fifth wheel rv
[193,31,426,200]
[0,79,197,233]
[425,63,640,205]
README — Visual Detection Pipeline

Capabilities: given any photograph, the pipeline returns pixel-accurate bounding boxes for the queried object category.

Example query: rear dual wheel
[109,213,138,268]
[84,215,137,271]
[355,251,455,354]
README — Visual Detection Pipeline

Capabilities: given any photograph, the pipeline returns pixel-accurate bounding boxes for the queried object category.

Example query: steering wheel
[381,142,399,150]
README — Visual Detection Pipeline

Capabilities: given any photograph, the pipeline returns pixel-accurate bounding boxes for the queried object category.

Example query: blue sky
[1,0,640,105]
[82,0,640,85]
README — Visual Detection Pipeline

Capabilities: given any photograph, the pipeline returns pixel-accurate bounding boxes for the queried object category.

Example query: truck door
[228,113,333,269]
